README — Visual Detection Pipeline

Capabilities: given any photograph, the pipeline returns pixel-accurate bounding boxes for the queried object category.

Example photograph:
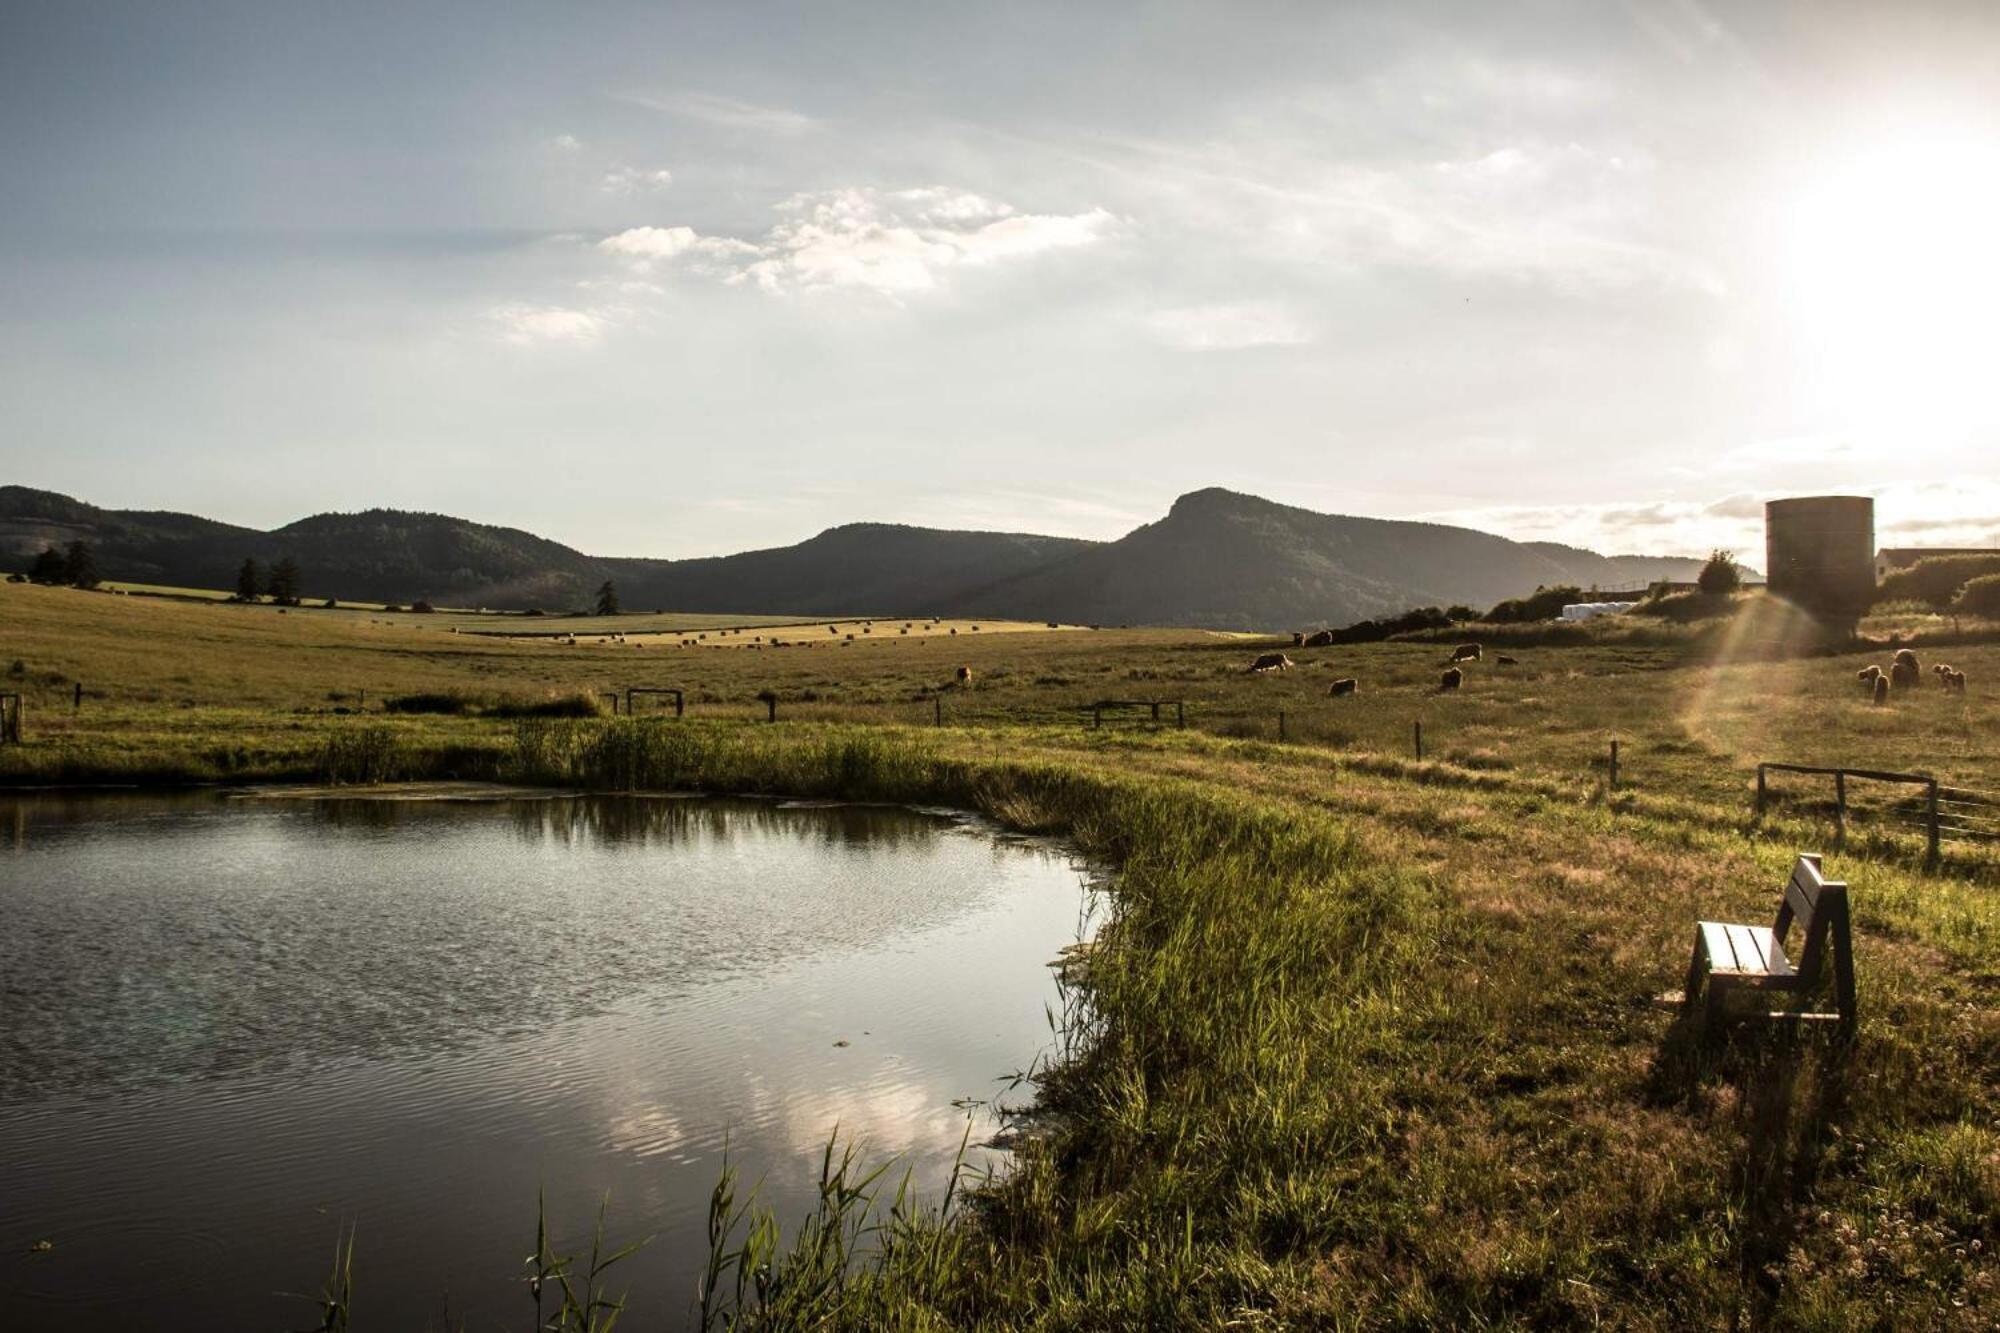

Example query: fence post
[1834,770,1847,848]
[1414,720,1423,762]
[1927,779,1941,867]
[1608,738,1620,790]
[1755,764,1767,815]
[934,695,942,727]
[74,681,83,711]
[1278,710,1286,742]
[766,695,778,723]
[1176,700,1185,729]
[675,690,684,718]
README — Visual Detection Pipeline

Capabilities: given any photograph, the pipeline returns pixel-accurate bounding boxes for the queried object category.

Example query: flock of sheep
[1857,649,1967,703]
[1249,640,1520,696]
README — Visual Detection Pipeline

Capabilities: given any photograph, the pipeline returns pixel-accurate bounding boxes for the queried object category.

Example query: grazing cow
[1872,675,1890,706]
[1449,643,1482,663]
[1440,667,1463,691]
[1303,629,1336,648]
[955,665,974,687]
[1292,632,1305,647]
[1495,654,1519,666]
[1329,678,1358,696]
[1249,653,1293,673]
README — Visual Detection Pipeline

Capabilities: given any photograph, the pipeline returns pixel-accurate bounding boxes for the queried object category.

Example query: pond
[0,789,1094,1331]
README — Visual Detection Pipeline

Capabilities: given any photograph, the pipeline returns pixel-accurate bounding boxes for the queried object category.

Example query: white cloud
[596,187,1113,298]
[551,133,582,151]
[1148,302,1313,350]
[596,165,676,193]
[601,165,674,193]
[618,90,821,136]
[486,303,607,346]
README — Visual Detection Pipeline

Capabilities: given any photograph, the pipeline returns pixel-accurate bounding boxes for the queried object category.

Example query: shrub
[1326,606,1453,645]
[409,600,436,614]
[382,691,473,715]
[1876,555,2000,610]
[1486,585,1583,624]
[1953,573,2000,619]
[322,598,338,609]
[1696,549,1741,595]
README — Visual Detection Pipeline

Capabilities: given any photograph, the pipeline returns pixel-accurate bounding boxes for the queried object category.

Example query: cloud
[551,134,582,151]
[617,90,820,135]
[601,165,673,193]
[1148,302,1313,350]
[486,303,607,345]
[596,188,1114,297]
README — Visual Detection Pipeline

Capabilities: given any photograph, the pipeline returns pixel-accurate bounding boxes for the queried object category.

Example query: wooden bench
[1682,853,1856,1033]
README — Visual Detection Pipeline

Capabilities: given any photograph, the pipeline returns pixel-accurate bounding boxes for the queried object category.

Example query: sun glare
[1785,133,2000,434]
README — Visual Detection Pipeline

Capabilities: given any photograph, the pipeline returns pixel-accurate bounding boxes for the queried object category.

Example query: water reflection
[0,790,1090,1331]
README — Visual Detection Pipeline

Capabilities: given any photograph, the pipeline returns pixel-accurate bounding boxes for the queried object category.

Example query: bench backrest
[1772,853,1848,984]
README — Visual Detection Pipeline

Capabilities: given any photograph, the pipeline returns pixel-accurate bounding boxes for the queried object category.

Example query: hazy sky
[4,1,1998,559]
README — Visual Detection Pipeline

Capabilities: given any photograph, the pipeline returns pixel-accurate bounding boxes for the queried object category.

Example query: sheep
[1938,666,1967,693]
[1328,678,1358,696]
[1891,658,1921,691]
[955,665,974,687]
[1857,664,1882,682]
[1495,654,1519,666]
[1872,675,1890,706]
[1440,667,1463,691]
[1249,653,1293,673]
[1895,648,1919,666]
[1450,643,1482,663]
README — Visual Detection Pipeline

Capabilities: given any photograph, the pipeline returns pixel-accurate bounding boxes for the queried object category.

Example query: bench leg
[1682,927,1709,1018]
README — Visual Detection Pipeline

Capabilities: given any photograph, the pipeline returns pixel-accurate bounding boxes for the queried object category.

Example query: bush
[409,600,436,614]
[1486,585,1583,624]
[1696,550,1741,595]
[1326,606,1454,645]
[1877,555,2000,610]
[1953,574,2000,619]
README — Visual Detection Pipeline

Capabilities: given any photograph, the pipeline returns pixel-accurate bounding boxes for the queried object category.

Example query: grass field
[3,578,1996,1328]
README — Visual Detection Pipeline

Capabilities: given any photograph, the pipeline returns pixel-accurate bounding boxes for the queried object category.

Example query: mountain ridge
[0,483,1713,628]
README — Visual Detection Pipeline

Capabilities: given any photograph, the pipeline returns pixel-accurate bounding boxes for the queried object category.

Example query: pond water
[0,790,1092,1331]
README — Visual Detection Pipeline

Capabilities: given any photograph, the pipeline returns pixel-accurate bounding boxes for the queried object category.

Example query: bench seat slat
[1699,921,1794,979]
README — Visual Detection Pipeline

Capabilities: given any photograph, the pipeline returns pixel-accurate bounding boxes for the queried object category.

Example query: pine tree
[236,557,263,602]
[267,556,301,606]
[594,580,619,616]
[62,540,99,589]
[29,546,66,583]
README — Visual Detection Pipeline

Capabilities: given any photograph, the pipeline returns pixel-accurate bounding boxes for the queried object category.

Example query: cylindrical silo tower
[1764,496,1875,627]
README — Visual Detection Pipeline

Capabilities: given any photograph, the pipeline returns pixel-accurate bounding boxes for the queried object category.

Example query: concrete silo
[1764,496,1875,627]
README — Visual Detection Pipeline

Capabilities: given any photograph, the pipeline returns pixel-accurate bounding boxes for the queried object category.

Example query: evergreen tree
[594,580,619,616]
[267,556,301,606]
[236,557,263,602]
[29,545,66,583]
[63,540,99,589]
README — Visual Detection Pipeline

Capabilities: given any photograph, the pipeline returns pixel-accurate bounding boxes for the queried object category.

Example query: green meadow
[3,579,1996,1329]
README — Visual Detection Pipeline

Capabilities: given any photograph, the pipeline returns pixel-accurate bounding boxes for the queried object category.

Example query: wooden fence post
[1834,770,1847,847]
[1414,720,1423,762]
[1608,738,1620,790]
[73,681,83,711]
[1278,710,1286,742]
[1176,700,1186,729]
[1755,763,1767,815]
[1927,779,1941,867]
[934,695,943,727]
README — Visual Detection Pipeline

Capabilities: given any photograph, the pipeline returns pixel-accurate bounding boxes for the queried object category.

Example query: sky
[3,0,1998,560]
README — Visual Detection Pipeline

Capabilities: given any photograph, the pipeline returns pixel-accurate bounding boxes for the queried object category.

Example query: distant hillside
[941,488,1710,628]
[1,484,1711,627]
